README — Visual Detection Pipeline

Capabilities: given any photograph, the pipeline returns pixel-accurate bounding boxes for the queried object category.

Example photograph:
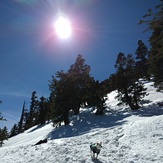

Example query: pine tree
[135,40,149,79]
[87,80,106,115]
[139,0,163,89]
[68,54,91,115]
[49,71,69,125]
[0,101,6,121]
[0,101,2,121]
[18,101,25,133]
[46,93,55,122]
[49,54,92,125]
[0,126,8,146]
[0,117,7,122]
[9,124,18,138]
[114,52,147,110]
[106,73,118,92]
[29,91,38,128]
[23,109,30,130]
[0,113,6,121]
[23,91,38,130]
[38,96,47,125]
[0,113,3,121]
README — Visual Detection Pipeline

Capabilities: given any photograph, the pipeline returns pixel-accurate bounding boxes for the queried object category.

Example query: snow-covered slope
[0,81,163,163]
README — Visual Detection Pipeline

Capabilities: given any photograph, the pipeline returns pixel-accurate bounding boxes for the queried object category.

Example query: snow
[0,81,163,163]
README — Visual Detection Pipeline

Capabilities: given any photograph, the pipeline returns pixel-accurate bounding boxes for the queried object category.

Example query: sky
[0,0,160,130]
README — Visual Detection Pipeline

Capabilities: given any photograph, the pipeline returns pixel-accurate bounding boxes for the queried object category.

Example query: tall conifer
[140,0,163,89]
[18,101,25,133]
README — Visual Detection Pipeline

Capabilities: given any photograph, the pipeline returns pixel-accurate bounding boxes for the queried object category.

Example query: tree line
[1,0,163,144]
[9,54,108,136]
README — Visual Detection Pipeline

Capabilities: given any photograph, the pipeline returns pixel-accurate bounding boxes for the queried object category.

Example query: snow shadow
[91,158,103,163]
[27,123,48,133]
[132,104,163,117]
[140,99,152,105]
[46,108,130,140]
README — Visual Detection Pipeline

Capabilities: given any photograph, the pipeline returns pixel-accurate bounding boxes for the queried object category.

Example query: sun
[54,17,72,39]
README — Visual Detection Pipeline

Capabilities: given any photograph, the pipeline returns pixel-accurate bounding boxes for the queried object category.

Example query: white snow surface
[1,81,163,163]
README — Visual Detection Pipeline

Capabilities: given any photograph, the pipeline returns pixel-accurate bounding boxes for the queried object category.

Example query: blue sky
[0,0,160,130]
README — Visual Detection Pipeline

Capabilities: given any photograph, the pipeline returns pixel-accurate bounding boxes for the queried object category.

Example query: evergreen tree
[0,113,6,121]
[38,96,47,125]
[18,101,25,133]
[9,124,18,138]
[135,40,149,79]
[49,54,92,125]
[139,0,163,89]
[28,91,38,128]
[0,101,6,121]
[68,54,91,115]
[114,52,147,110]
[0,126,8,146]
[23,91,38,130]
[51,71,72,125]
[106,73,118,92]
[87,80,106,115]
[46,92,56,122]
[0,113,3,121]
[0,101,2,121]
[23,109,30,130]
[2,126,8,140]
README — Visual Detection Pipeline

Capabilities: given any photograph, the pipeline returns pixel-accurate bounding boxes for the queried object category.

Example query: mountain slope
[0,81,163,163]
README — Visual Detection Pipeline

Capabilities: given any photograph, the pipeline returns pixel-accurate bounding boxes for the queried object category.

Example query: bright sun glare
[54,17,71,39]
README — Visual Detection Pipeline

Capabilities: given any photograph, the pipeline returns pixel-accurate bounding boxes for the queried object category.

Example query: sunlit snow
[0,81,163,163]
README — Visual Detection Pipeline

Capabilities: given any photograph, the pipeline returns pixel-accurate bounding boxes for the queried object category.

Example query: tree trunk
[73,106,80,115]
[124,88,139,110]
[128,102,139,110]
[63,110,70,125]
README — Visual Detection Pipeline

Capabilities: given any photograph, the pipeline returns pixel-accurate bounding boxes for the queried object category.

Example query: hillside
[0,81,163,163]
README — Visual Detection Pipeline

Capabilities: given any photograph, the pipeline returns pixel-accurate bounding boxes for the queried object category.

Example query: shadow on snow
[46,102,163,140]
[132,103,163,117]
[27,124,48,133]
[46,108,130,140]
